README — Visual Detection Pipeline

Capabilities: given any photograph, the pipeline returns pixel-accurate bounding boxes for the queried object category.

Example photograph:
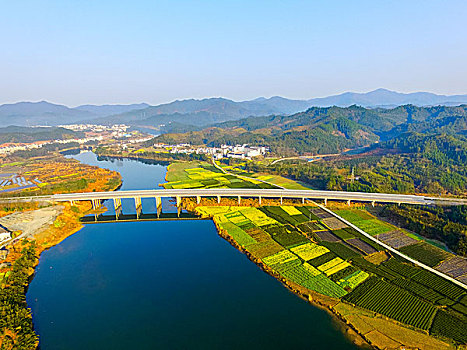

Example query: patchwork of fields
[163,163,275,189]
[165,161,467,345]
[335,209,467,286]
[197,204,467,345]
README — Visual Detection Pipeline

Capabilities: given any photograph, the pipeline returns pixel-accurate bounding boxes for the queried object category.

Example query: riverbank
[0,153,123,349]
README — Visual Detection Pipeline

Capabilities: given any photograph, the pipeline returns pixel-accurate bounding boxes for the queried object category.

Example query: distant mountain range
[0,101,149,126]
[154,104,467,155]
[1,89,467,127]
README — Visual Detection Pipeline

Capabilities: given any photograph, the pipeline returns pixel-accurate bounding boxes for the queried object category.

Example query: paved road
[313,201,467,290]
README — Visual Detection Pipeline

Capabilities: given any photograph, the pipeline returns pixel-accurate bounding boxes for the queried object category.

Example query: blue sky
[1,0,466,106]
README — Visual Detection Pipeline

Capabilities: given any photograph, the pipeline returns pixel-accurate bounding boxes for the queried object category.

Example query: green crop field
[262,250,299,266]
[337,270,369,289]
[301,274,348,298]
[296,206,320,220]
[164,162,274,189]
[430,310,467,344]
[319,241,360,260]
[273,230,309,248]
[308,252,337,267]
[334,209,374,222]
[219,222,256,247]
[410,270,466,301]
[344,278,436,330]
[191,171,466,346]
[331,228,355,240]
[399,242,450,267]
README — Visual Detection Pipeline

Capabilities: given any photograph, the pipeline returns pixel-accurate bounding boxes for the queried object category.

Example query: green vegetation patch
[390,278,447,305]
[332,228,356,240]
[335,209,374,222]
[263,250,299,266]
[247,241,284,259]
[259,206,308,226]
[319,241,360,260]
[344,278,436,330]
[410,269,466,301]
[296,206,320,220]
[273,230,309,248]
[337,270,369,290]
[219,222,256,247]
[430,310,467,344]
[301,274,348,298]
[399,242,450,267]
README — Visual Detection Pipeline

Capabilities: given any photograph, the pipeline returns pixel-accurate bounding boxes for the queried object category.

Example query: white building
[0,228,11,243]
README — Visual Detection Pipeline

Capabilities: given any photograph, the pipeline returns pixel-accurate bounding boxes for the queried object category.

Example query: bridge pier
[155,197,162,218]
[115,205,122,220]
[371,201,375,207]
[176,196,181,207]
[196,196,201,205]
[113,198,122,220]
[91,199,101,210]
[324,198,327,206]
[280,197,283,205]
[302,197,305,204]
[134,197,142,219]
[113,198,122,211]
[69,200,75,206]
[238,196,241,205]
[217,195,221,204]
[259,196,262,205]
[347,199,351,206]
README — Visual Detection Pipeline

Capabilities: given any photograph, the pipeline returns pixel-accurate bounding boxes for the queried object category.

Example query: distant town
[152,143,269,160]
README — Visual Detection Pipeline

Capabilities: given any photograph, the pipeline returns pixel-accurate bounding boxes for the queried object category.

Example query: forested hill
[0,126,83,144]
[152,105,467,155]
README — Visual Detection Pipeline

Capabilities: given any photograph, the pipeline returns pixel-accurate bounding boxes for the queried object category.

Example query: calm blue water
[26,152,360,349]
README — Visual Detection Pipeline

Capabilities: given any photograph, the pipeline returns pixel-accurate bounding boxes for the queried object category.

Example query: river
[26,152,360,349]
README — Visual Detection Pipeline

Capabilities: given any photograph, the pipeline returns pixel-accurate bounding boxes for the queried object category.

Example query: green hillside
[152,105,467,155]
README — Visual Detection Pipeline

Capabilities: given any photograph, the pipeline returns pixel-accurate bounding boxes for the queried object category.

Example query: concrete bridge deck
[0,188,466,206]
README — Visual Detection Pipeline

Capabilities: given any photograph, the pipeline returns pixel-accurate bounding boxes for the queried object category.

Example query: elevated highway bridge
[1,188,466,208]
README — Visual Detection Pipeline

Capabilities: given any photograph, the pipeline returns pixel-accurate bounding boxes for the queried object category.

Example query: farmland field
[344,279,436,330]
[399,242,450,267]
[164,162,276,190]
[195,202,467,345]
[184,162,467,346]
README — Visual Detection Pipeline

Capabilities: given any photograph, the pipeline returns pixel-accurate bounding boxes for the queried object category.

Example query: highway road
[0,188,466,206]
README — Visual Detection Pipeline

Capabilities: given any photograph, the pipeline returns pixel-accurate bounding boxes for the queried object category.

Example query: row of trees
[0,241,39,349]
[382,205,467,256]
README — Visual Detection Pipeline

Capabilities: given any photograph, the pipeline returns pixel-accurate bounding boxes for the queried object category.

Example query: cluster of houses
[154,143,269,160]
[59,124,130,138]
[0,136,103,155]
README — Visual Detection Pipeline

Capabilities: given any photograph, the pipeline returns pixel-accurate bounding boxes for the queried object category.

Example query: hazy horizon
[2,87,467,108]
[2,0,466,106]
